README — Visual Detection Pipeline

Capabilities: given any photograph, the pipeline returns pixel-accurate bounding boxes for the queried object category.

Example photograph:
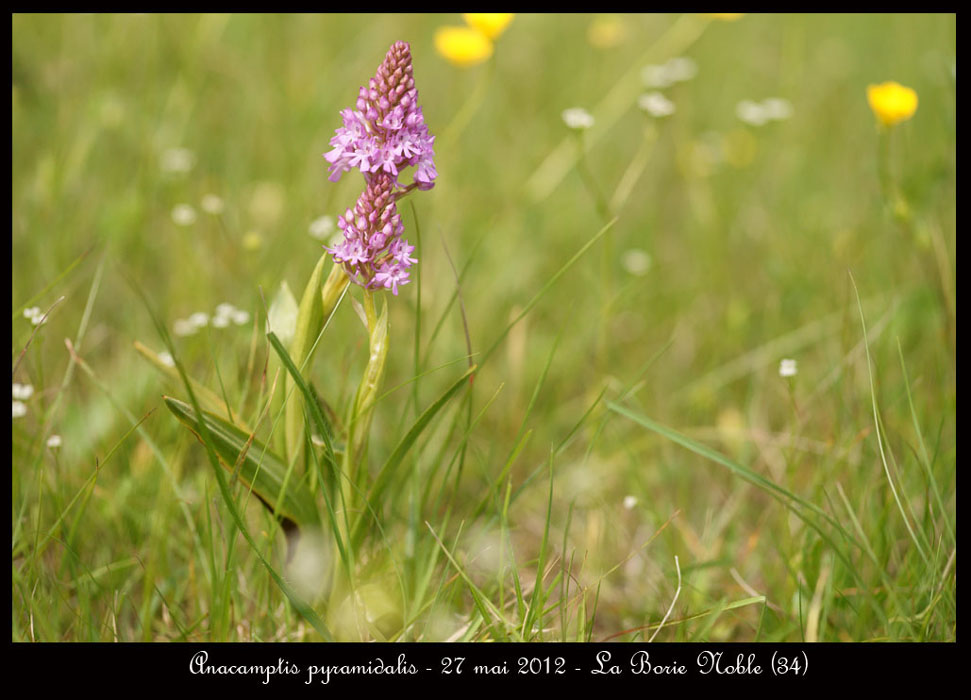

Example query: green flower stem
[362,288,377,330]
[344,289,389,516]
[574,132,614,371]
[875,125,955,350]
[438,56,495,151]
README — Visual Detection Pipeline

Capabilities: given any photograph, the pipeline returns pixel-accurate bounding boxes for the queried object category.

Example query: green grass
[12,13,955,642]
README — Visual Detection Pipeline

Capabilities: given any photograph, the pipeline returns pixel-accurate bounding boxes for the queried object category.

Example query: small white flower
[160,147,196,174]
[47,434,62,449]
[230,309,250,326]
[641,64,673,89]
[642,57,698,88]
[665,56,698,83]
[212,315,231,328]
[23,307,47,326]
[562,107,595,130]
[761,97,793,121]
[173,319,197,337]
[736,99,768,126]
[187,312,209,329]
[621,249,652,276]
[12,383,34,401]
[12,401,27,419]
[171,204,198,227]
[779,358,798,377]
[201,194,225,215]
[309,215,336,241]
[215,303,236,317]
[736,98,792,127]
[638,91,676,118]
[623,495,638,510]
[158,351,175,368]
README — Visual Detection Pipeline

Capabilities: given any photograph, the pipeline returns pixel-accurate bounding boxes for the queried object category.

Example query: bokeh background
[12,13,955,641]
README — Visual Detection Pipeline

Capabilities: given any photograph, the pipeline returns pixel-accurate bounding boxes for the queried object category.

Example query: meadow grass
[12,13,955,642]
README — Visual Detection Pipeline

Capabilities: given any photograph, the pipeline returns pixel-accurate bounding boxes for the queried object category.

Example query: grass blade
[479,218,616,368]
[266,331,338,473]
[606,400,861,549]
[164,396,319,528]
[350,364,476,548]
[134,340,243,427]
[849,274,930,566]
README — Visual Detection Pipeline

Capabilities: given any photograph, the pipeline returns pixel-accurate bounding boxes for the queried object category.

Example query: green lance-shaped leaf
[134,341,246,430]
[266,280,300,457]
[350,293,389,462]
[283,257,350,465]
[267,331,339,475]
[164,396,320,528]
[320,261,350,328]
[284,253,329,463]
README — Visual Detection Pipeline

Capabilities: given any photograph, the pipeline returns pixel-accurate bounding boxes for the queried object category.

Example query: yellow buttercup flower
[462,13,514,40]
[588,14,628,49]
[867,81,918,126]
[434,26,494,67]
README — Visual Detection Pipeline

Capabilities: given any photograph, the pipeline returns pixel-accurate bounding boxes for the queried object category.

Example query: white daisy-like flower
[12,383,34,401]
[562,107,595,130]
[173,319,197,337]
[212,302,249,329]
[779,358,798,377]
[736,99,768,127]
[47,434,62,449]
[187,312,209,329]
[230,309,250,326]
[171,204,198,227]
[23,307,47,326]
[761,97,793,121]
[12,401,27,419]
[642,57,698,88]
[665,56,698,83]
[160,147,196,174]
[736,98,793,127]
[641,64,673,89]
[308,215,336,241]
[623,495,638,510]
[621,249,652,276]
[201,194,225,215]
[638,91,676,118]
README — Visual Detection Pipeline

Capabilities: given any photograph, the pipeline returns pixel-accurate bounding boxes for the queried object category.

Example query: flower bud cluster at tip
[324,42,432,295]
[324,41,437,192]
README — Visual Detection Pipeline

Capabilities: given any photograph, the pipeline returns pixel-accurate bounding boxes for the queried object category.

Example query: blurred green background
[12,13,955,641]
